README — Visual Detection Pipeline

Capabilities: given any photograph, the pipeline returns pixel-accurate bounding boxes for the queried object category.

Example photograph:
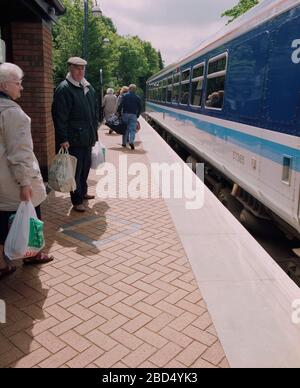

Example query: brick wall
[11,21,55,180]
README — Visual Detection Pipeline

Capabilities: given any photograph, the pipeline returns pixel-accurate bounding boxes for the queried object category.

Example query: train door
[261,11,300,226]
[225,31,270,191]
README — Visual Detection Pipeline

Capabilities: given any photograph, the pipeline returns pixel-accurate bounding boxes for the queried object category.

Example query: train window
[181,69,190,82]
[158,87,163,101]
[208,55,227,75]
[173,73,180,84]
[192,64,204,79]
[282,156,293,185]
[205,53,227,110]
[168,76,173,85]
[162,86,167,102]
[167,85,172,103]
[180,69,191,105]
[180,82,190,105]
[191,63,205,107]
[191,79,204,107]
[172,84,180,104]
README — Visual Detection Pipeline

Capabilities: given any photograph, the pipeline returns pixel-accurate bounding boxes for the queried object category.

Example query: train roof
[148,0,300,83]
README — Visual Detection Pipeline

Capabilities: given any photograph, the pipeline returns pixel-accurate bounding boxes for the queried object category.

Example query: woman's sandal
[23,252,54,266]
[0,265,16,280]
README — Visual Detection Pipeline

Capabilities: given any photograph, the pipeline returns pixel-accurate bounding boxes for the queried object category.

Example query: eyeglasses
[7,80,23,86]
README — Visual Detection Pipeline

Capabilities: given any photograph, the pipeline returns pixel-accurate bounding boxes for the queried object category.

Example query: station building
[0,0,65,178]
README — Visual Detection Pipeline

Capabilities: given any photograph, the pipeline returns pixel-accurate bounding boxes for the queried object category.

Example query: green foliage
[222,0,259,23]
[53,0,162,98]
[113,36,159,97]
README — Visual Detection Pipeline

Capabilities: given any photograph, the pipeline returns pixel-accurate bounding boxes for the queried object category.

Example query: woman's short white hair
[0,63,24,83]
[107,88,114,94]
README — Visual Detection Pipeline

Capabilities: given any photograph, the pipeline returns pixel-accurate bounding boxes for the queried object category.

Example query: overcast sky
[100,0,239,65]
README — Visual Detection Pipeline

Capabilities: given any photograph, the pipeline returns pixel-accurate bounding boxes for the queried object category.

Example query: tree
[112,36,160,98]
[222,0,259,23]
[158,50,164,70]
[53,0,163,101]
[53,0,119,89]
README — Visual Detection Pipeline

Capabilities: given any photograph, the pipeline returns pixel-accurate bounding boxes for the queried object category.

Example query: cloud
[100,0,238,64]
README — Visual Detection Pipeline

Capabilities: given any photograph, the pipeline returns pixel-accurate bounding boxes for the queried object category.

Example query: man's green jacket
[52,80,99,149]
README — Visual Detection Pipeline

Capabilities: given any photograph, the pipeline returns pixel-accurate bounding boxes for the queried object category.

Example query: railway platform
[0,118,300,368]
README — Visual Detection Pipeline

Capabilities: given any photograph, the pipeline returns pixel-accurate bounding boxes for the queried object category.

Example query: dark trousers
[69,146,92,206]
[0,206,41,245]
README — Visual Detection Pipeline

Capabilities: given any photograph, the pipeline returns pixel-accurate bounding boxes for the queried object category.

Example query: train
[145,0,300,240]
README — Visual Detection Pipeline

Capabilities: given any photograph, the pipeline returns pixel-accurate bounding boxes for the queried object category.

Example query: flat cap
[67,57,87,66]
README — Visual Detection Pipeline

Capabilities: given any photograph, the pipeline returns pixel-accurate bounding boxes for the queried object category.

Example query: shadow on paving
[0,262,49,367]
[42,194,110,256]
[0,193,110,367]
[109,147,147,155]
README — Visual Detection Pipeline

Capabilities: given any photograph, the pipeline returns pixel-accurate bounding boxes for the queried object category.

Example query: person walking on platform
[116,86,129,112]
[103,88,117,122]
[52,57,99,213]
[103,88,117,134]
[0,62,53,280]
[117,84,142,150]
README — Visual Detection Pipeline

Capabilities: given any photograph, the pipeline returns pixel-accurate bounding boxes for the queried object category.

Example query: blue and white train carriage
[145,0,300,239]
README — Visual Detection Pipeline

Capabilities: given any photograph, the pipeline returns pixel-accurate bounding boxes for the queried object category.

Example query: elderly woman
[102,88,117,122]
[0,63,53,280]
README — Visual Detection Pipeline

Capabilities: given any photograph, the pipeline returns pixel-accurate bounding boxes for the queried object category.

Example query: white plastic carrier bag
[91,141,106,170]
[48,148,77,193]
[4,201,45,261]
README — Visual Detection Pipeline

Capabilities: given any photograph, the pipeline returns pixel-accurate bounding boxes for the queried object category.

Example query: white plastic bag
[4,201,45,261]
[48,148,77,193]
[91,141,106,170]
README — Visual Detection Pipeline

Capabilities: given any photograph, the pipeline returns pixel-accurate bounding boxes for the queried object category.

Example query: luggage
[106,114,125,135]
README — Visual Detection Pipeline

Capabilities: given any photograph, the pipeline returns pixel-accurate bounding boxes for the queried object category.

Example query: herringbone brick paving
[0,123,229,368]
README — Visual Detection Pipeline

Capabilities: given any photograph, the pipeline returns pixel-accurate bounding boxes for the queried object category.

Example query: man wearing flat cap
[52,57,99,212]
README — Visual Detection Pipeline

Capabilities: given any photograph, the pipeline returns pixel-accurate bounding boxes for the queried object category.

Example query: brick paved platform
[0,121,229,368]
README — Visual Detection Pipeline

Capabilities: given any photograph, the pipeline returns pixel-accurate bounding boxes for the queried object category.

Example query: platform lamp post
[98,38,110,120]
[83,0,103,73]
[83,0,109,118]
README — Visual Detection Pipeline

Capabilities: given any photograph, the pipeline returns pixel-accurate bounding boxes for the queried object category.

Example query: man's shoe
[73,204,86,212]
[83,194,95,200]
[129,143,135,150]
